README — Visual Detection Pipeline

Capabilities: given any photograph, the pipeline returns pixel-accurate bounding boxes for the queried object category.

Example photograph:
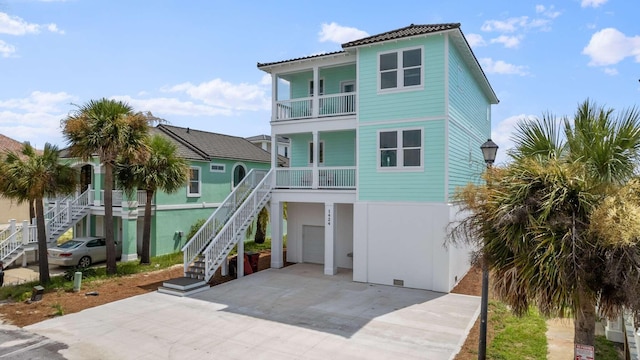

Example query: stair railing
[201,169,273,281]
[182,169,269,273]
[0,220,31,264]
[45,188,91,242]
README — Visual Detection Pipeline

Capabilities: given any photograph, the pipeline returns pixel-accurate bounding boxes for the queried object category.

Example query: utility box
[31,285,44,302]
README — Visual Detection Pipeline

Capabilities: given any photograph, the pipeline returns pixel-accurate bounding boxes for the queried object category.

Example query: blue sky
[1,0,638,164]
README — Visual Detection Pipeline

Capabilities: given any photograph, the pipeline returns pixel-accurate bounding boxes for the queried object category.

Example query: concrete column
[312,66,319,117]
[120,193,139,262]
[270,201,284,268]
[324,202,337,275]
[312,131,319,189]
[237,235,244,278]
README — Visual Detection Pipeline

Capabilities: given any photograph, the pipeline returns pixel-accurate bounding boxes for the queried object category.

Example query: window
[309,79,324,96]
[379,47,422,91]
[378,129,422,169]
[210,163,225,173]
[188,167,201,197]
[308,141,324,165]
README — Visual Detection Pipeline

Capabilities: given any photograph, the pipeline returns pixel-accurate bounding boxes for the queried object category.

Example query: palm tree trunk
[140,189,154,265]
[103,163,117,275]
[29,199,35,224]
[35,197,50,284]
[574,283,596,350]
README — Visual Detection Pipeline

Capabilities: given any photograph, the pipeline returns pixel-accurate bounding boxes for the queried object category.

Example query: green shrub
[187,218,207,240]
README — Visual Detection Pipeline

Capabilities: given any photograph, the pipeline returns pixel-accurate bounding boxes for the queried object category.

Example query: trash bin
[246,251,260,273]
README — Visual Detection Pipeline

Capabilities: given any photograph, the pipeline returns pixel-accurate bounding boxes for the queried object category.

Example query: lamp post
[478,138,498,360]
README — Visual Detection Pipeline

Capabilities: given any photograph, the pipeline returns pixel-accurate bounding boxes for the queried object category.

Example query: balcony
[275,93,356,121]
[275,167,355,190]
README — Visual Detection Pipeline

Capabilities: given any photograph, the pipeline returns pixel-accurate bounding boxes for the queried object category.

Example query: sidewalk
[3,264,66,286]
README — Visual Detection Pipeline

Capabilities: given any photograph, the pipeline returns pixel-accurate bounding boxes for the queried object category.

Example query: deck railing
[275,167,356,189]
[275,92,356,121]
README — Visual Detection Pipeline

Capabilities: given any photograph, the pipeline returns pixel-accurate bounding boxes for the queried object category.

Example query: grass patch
[488,301,548,359]
[0,252,184,301]
[595,335,623,360]
[229,236,287,256]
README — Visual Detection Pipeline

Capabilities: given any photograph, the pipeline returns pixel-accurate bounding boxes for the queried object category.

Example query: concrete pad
[26,263,480,360]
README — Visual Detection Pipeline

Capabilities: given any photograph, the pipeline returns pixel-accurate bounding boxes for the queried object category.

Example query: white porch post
[312,66,319,118]
[271,73,277,122]
[237,236,244,278]
[324,202,337,275]
[21,220,29,267]
[270,201,284,268]
[312,131,319,189]
[271,131,278,189]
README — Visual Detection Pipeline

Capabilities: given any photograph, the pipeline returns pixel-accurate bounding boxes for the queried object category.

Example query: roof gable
[342,23,460,48]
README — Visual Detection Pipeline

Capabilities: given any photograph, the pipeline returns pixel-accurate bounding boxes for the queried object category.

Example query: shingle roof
[0,134,25,153]
[257,50,346,69]
[342,23,460,48]
[246,134,290,144]
[156,124,271,164]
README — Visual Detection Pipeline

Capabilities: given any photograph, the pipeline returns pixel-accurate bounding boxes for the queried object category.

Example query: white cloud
[582,28,640,66]
[481,6,559,37]
[0,12,63,36]
[479,58,529,76]
[318,22,368,44]
[581,0,608,8]
[163,78,270,111]
[490,35,521,48]
[0,39,15,57]
[536,5,546,13]
[111,95,233,118]
[466,33,486,47]
[259,74,272,86]
[0,91,76,113]
[603,67,618,75]
[491,114,539,165]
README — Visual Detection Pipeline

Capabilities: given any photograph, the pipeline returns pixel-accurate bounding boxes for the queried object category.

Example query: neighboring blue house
[173,23,499,295]
[0,124,273,268]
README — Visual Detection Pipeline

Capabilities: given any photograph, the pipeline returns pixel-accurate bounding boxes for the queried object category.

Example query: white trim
[376,127,424,171]
[209,163,225,173]
[340,80,356,93]
[377,45,425,94]
[187,166,201,197]
[155,202,222,211]
[308,77,325,96]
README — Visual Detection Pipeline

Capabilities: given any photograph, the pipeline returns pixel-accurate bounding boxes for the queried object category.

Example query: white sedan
[48,237,122,268]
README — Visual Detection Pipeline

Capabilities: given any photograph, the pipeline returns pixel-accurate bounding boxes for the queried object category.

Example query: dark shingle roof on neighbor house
[155,124,271,163]
[246,134,290,144]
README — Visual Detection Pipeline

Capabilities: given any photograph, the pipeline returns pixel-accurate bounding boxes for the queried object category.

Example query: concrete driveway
[26,264,480,360]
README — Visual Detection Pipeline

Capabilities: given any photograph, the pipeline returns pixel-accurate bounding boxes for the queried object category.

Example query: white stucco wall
[353,202,471,292]
[286,202,353,269]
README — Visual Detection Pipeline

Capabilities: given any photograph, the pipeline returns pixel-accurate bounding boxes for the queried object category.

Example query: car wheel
[78,256,92,268]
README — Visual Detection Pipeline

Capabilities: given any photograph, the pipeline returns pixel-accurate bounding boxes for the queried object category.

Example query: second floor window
[188,167,201,197]
[379,129,422,169]
[379,47,422,91]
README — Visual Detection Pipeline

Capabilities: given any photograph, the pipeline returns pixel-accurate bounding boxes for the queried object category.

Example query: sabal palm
[62,98,156,274]
[0,143,76,284]
[451,100,640,348]
[116,134,188,264]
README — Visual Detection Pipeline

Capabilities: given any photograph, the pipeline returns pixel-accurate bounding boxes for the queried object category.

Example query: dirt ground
[0,254,485,358]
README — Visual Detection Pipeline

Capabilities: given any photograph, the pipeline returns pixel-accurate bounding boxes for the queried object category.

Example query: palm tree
[62,98,157,274]
[0,143,76,284]
[116,134,188,264]
[450,100,640,350]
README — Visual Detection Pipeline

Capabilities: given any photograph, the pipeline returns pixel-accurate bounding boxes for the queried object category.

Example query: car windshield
[58,240,84,249]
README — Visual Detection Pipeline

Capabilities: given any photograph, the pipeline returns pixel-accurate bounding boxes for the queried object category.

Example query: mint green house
[255,23,499,292]
[46,124,272,264]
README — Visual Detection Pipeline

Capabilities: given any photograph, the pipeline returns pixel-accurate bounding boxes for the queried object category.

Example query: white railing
[275,167,356,189]
[201,169,273,280]
[97,190,152,206]
[46,189,91,240]
[182,169,270,273]
[275,92,356,121]
[0,220,36,265]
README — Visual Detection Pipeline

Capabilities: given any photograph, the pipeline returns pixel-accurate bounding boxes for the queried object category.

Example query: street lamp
[478,138,498,360]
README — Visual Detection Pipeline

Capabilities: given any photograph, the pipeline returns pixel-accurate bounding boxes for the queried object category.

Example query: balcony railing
[275,92,356,121]
[275,167,355,190]
[97,190,154,207]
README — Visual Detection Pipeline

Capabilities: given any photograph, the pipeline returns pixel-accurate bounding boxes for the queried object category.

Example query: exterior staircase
[159,169,273,296]
[0,189,92,267]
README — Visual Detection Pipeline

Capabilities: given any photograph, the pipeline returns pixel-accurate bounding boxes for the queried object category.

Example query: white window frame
[187,166,201,197]
[308,140,325,165]
[377,46,424,93]
[308,78,324,96]
[340,80,356,93]
[210,163,225,173]
[377,128,424,171]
